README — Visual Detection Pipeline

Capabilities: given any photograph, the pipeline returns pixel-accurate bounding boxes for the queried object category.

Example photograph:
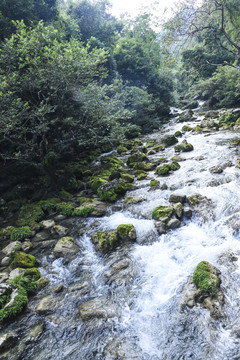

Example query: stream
[2,104,240,359]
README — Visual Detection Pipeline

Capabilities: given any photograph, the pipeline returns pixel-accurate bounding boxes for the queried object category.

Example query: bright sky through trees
[109,0,177,18]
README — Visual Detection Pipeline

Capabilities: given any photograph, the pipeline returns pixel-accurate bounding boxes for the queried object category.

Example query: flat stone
[50,284,64,293]
[32,231,50,242]
[37,277,49,290]
[41,220,55,229]
[1,257,9,266]
[26,324,44,343]
[53,236,79,259]
[21,241,32,252]
[35,296,56,314]
[78,298,120,321]
[9,268,25,281]
[2,241,21,256]
[209,165,223,174]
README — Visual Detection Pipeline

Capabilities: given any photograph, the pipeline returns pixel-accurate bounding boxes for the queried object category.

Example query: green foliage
[10,226,32,241]
[73,206,94,217]
[17,203,45,227]
[97,188,117,202]
[55,202,75,216]
[193,261,217,294]
[0,286,28,322]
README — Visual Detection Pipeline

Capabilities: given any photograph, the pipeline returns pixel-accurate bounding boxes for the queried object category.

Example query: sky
[109,0,177,19]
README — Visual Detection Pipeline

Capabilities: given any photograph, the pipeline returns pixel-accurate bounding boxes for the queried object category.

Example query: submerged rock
[35,296,58,314]
[209,165,223,174]
[78,298,120,321]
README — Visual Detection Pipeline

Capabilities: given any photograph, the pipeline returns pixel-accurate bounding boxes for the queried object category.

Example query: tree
[164,0,240,69]
[0,0,58,40]
[0,21,108,163]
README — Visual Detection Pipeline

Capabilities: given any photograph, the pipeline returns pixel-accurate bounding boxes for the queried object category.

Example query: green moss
[89,177,107,192]
[92,230,118,251]
[23,268,41,280]
[137,172,147,180]
[10,251,36,270]
[155,164,171,176]
[193,261,217,294]
[133,162,154,171]
[117,224,135,241]
[117,145,128,154]
[79,197,96,205]
[120,173,134,183]
[170,161,180,171]
[193,125,203,132]
[10,226,32,242]
[0,286,28,322]
[73,206,95,217]
[39,198,61,213]
[97,188,117,202]
[59,189,71,199]
[152,206,173,220]
[152,144,165,152]
[55,202,75,216]
[17,203,45,228]
[162,135,178,147]
[174,131,182,137]
[219,112,239,126]
[175,143,194,152]
[127,152,148,166]
[181,125,192,132]
[150,179,159,187]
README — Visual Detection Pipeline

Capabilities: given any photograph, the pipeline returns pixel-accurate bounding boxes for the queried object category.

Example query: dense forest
[0,0,239,203]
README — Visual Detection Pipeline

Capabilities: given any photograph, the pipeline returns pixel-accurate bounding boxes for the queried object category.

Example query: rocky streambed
[1,104,240,359]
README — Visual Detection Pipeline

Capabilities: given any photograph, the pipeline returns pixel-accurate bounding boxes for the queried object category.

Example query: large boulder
[152,204,184,234]
[116,224,136,242]
[53,236,79,259]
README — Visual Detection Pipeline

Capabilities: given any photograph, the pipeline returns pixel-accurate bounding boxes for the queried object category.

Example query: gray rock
[53,236,79,259]
[169,194,186,204]
[173,203,184,219]
[25,324,44,343]
[37,277,49,290]
[0,332,18,352]
[103,336,143,360]
[51,225,68,236]
[50,284,64,293]
[69,282,90,295]
[167,218,182,230]
[78,298,120,321]
[21,241,32,252]
[154,221,166,235]
[104,259,134,286]
[1,257,9,266]
[9,268,25,281]
[41,220,55,229]
[35,296,57,314]
[209,165,223,174]
[32,231,50,242]
[2,241,21,256]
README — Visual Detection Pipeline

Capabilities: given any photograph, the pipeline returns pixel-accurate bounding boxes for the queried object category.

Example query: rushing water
[2,106,240,360]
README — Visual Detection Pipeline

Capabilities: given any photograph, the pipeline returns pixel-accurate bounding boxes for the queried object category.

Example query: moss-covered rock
[97,179,127,202]
[117,145,128,154]
[170,161,180,171]
[92,230,118,252]
[73,206,95,217]
[53,236,79,259]
[120,173,134,183]
[137,172,147,180]
[133,162,154,171]
[55,202,75,216]
[0,285,28,323]
[123,196,144,205]
[155,164,171,176]
[17,203,45,228]
[174,131,182,137]
[150,179,159,188]
[127,151,148,167]
[175,140,194,152]
[161,135,178,147]
[193,261,220,294]
[181,125,193,132]
[89,177,108,192]
[10,251,36,270]
[117,224,136,242]
[152,205,174,220]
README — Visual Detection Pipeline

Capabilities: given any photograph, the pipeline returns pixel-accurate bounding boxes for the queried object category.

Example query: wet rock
[53,236,79,259]
[161,135,178,147]
[171,155,186,162]
[35,296,58,314]
[50,284,64,293]
[25,324,44,343]
[154,221,166,235]
[183,208,193,219]
[104,259,134,286]
[32,231,50,243]
[9,268,25,281]
[124,196,144,205]
[230,138,240,147]
[78,298,120,321]
[92,230,118,252]
[51,225,68,236]
[173,203,184,219]
[209,165,223,174]
[1,241,21,256]
[195,156,204,161]
[187,193,214,221]
[54,214,66,222]
[175,139,194,153]
[10,251,36,270]
[0,273,8,284]
[181,261,224,319]
[1,257,9,267]
[103,336,143,360]
[117,224,136,242]
[69,282,90,295]
[21,241,32,252]
[169,194,186,204]
[91,201,108,217]
[167,218,182,229]
[0,331,18,352]
[41,220,55,229]
[37,277,49,290]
